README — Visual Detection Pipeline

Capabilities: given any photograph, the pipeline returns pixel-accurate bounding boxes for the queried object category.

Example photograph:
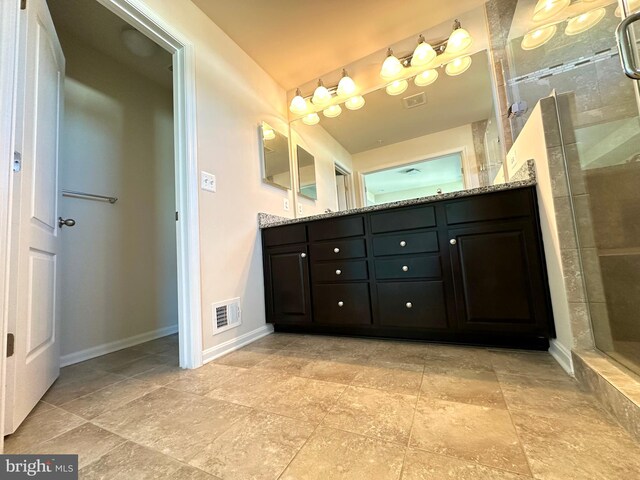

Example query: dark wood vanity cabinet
[261,186,554,349]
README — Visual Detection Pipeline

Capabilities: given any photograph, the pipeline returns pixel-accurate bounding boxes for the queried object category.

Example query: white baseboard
[549,339,574,375]
[60,324,179,367]
[202,324,274,364]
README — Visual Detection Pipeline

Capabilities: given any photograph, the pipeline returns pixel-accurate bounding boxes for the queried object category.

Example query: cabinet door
[264,245,312,324]
[448,220,550,333]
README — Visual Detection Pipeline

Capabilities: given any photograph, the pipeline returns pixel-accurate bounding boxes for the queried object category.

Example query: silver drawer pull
[300,253,307,258]
[400,241,407,247]
[406,302,413,309]
[336,269,342,275]
[449,239,457,245]
[338,301,344,307]
[334,247,340,253]
[402,265,409,272]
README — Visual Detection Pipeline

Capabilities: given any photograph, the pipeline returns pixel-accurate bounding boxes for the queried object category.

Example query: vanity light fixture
[386,79,409,96]
[532,0,570,22]
[410,35,437,67]
[323,104,342,118]
[380,48,403,80]
[615,0,640,17]
[302,112,320,126]
[445,20,473,54]
[337,70,357,98]
[521,24,557,50]
[445,56,472,76]
[262,126,276,141]
[414,69,439,87]
[565,8,606,35]
[345,95,366,110]
[312,79,332,106]
[289,88,308,115]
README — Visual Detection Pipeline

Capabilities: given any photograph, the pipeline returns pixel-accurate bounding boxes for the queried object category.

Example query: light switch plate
[283,198,290,211]
[201,171,216,192]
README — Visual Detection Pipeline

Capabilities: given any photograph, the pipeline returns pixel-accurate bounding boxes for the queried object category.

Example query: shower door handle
[616,10,640,80]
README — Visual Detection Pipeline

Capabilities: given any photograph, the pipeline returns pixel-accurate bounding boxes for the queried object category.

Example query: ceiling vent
[212,298,241,335]
[402,92,427,109]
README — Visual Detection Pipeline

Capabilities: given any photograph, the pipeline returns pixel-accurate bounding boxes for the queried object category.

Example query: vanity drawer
[263,223,307,247]
[311,260,368,283]
[445,188,532,225]
[370,205,436,234]
[308,216,365,241]
[310,238,366,261]
[372,231,439,257]
[312,283,372,325]
[377,281,448,329]
[375,256,441,280]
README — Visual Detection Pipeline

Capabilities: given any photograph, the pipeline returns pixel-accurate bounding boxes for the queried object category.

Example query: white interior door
[5,0,65,434]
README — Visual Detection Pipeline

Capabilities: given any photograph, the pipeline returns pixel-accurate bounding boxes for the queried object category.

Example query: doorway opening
[334,164,352,211]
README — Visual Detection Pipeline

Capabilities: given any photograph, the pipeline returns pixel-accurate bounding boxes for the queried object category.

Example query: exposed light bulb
[262,127,276,141]
[312,80,332,107]
[302,113,320,126]
[414,69,439,87]
[385,79,409,96]
[446,22,473,54]
[445,56,472,76]
[345,95,365,110]
[289,88,308,115]
[323,104,342,118]
[521,24,557,50]
[532,0,570,22]
[380,48,403,80]
[337,70,357,98]
[411,35,437,67]
[565,8,606,36]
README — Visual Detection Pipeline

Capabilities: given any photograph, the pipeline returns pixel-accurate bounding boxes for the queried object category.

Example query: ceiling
[364,153,463,195]
[190,0,487,90]
[47,0,173,88]
[294,51,494,155]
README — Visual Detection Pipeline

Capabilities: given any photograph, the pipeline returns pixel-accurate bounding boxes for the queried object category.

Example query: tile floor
[6,333,640,479]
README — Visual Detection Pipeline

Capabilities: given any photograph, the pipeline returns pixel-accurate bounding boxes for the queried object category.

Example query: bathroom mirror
[260,121,291,190]
[296,145,318,200]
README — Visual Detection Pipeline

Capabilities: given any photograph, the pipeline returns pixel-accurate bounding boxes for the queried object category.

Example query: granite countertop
[259,159,536,229]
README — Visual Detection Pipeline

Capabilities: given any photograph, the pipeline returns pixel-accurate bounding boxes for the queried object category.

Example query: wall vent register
[212,298,242,334]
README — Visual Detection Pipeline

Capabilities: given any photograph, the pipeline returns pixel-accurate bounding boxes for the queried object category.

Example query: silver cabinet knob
[338,301,344,307]
[449,239,457,245]
[58,217,76,228]
[402,265,409,272]
[400,241,407,247]
[334,247,340,253]
[335,269,342,275]
[300,253,307,258]
[406,302,413,309]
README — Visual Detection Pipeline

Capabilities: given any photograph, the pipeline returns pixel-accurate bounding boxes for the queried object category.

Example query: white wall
[58,33,177,359]
[291,123,354,216]
[373,180,464,204]
[352,124,479,205]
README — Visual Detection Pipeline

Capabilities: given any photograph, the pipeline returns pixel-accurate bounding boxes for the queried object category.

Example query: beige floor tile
[4,407,86,454]
[92,388,251,462]
[31,401,55,416]
[242,333,298,350]
[298,358,364,384]
[79,441,188,479]
[28,423,126,468]
[512,410,640,480]
[165,362,244,396]
[259,376,345,423]
[280,426,404,480]
[323,386,417,444]
[166,466,221,479]
[189,410,314,479]
[106,353,178,377]
[43,368,127,406]
[254,351,315,375]
[207,368,291,407]
[351,361,424,395]
[421,364,506,408]
[132,363,188,386]
[76,348,151,372]
[401,448,530,479]
[213,348,275,368]
[372,341,431,365]
[59,378,160,419]
[410,397,530,475]
[489,351,568,381]
[133,335,179,356]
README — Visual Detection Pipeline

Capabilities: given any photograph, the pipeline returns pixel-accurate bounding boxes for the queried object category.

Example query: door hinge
[7,333,14,357]
[175,211,179,221]
[13,152,21,172]
[20,0,26,10]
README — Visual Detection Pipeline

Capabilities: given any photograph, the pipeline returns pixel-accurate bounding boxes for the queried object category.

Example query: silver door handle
[616,10,640,80]
[58,217,76,228]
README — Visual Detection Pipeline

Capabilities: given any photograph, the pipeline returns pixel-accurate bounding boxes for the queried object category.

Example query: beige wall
[58,33,177,360]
